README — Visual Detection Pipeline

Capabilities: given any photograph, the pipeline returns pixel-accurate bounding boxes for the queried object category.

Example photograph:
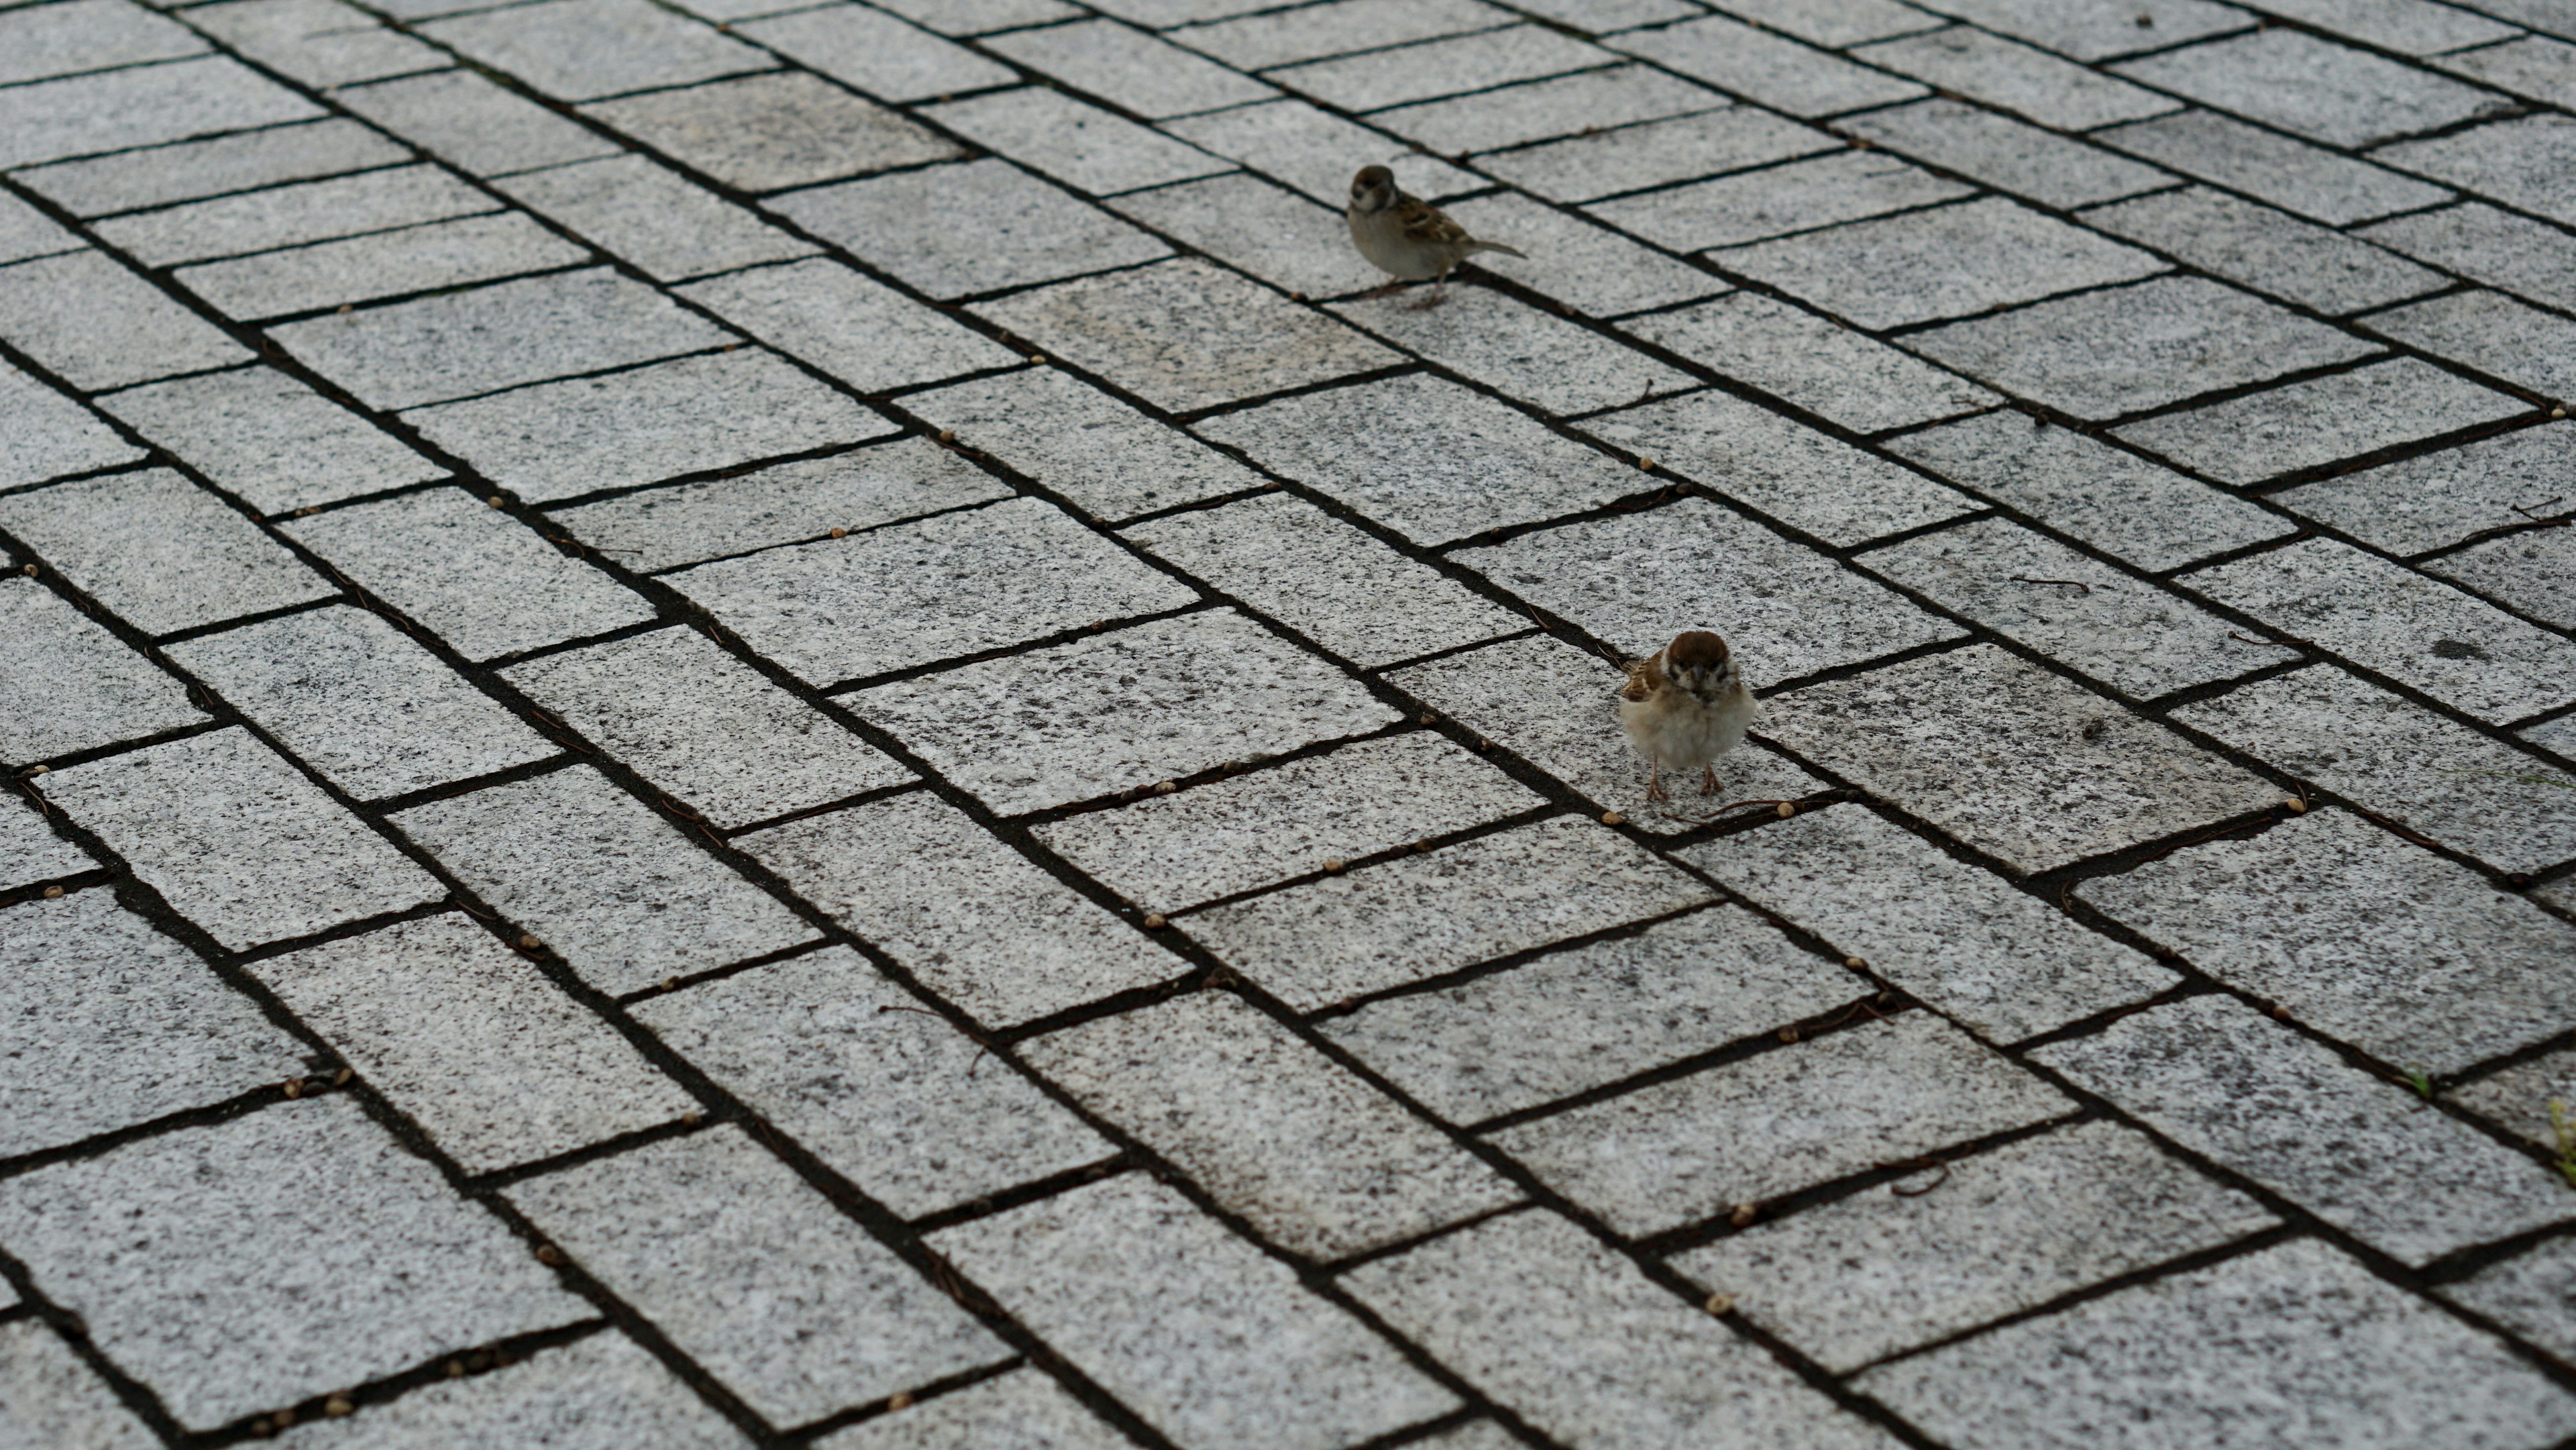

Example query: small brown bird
[1346,164,1525,309]
[1619,631,1758,801]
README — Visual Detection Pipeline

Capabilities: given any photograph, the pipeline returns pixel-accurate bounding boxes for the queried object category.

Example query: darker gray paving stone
[1720,196,2165,331]
[2078,807,2576,1074]
[0,1096,586,1429]
[0,889,305,1159]
[1270,24,1611,110]
[582,72,961,193]
[1903,276,2375,421]
[2081,187,2445,316]
[678,258,1019,395]
[175,213,594,320]
[2366,290,2576,404]
[0,1319,157,1450]
[987,18,1275,117]
[1375,64,1723,157]
[392,766,819,996]
[1163,101,1480,209]
[2253,0,2516,54]
[928,1175,1458,1449]
[1588,149,1970,252]
[2116,360,2526,485]
[281,489,655,662]
[15,119,412,217]
[98,366,443,516]
[2096,107,2452,225]
[0,55,319,170]
[2114,28,2507,148]
[1108,170,1358,300]
[1170,0,1505,70]
[335,69,623,178]
[633,950,1117,1216]
[2035,994,2573,1265]
[0,360,139,489]
[1762,643,2281,874]
[2359,203,2576,315]
[272,267,733,411]
[424,0,771,101]
[168,605,553,800]
[1454,495,1967,676]
[1857,1238,2576,1450]
[2431,527,2576,631]
[186,0,446,87]
[907,365,1264,522]
[1683,804,2177,1043]
[816,1369,1126,1450]
[553,437,988,573]
[776,159,1169,301]
[273,1331,748,1450]
[0,0,204,86]
[2378,113,2576,227]
[0,578,203,766]
[1613,15,1928,117]
[0,469,330,637]
[0,251,249,391]
[924,89,1229,197]
[1856,25,2178,132]
[2443,1238,2576,1364]
[1439,193,1727,318]
[497,156,813,283]
[1481,105,1833,205]
[1678,1121,2273,1374]
[1346,1210,1896,1449]
[1619,293,1998,436]
[735,4,1015,103]
[2269,421,2573,556]
[506,1127,1008,1426]
[0,792,91,890]
[405,349,882,505]
[1330,288,1690,417]
[1841,99,2172,210]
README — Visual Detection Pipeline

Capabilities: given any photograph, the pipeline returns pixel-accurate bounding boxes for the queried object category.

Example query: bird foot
[1357,280,1406,300]
[1404,290,1448,311]
[1701,765,1720,796]
[1644,770,1669,802]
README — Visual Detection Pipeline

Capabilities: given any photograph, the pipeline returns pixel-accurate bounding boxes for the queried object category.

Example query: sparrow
[1346,164,1525,309]
[1619,630,1758,802]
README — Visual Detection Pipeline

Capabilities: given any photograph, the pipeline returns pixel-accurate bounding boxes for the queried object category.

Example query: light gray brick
[733,4,1016,103]
[2361,202,2576,315]
[334,69,623,178]
[0,792,92,890]
[2450,1045,2576,1152]
[1911,0,2252,62]
[174,212,592,320]
[2267,421,2570,556]
[2443,1237,2576,1365]
[1271,24,1615,110]
[2113,27,2504,148]
[97,366,443,515]
[777,159,1170,300]
[868,0,1077,32]
[1613,15,1928,117]
[1477,105,1833,205]
[582,72,961,192]
[0,189,78,264]
[1162,98,1482,207]
[1620,293,2000,437]
[497,155,814,282]
[0,576,204,765]
[423,0,771,101]
[1842,98,2174,209]
[680,258,1018,395]
[0,360,140,488]
[553,438,986,573]
[1330,289,1693,416]
[1438,193,1728,317]
[1720,197,2166,330]
[1171,0,1507,70]
[1859,25,2179,131]
[925,88,1229,196]
[2097,107,2452,225]
[1718,0,1941,46]
[2080,186,2445,315]
[272,1331,749,1450]
[2118,360,2526,485]
[1374,64,1723,157]
[2368,290,2576,404]
[814,1369,1127,1450]
[2378,113,2576,227]
[0,1320,156,1450]
[2432,525,2576,631]
[2439,34,2576,109]
[0,0,204,86]
[0,250,249,390]
[1106,170,1360,299]
[987,19,1275,117]
[0,56,318,169]
[0,469,329,637]
[186,0,447,87]
[2265,0,2519,56]
[1587,148,1970,250]
[903,366,1264,521]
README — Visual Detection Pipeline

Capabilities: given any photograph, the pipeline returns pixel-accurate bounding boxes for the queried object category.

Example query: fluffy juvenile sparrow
[1619,630,1758,801]
[1346,164,1525,309]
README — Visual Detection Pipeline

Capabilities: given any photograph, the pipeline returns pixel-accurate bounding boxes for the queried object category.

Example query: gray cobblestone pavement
[2,0,2575,1443]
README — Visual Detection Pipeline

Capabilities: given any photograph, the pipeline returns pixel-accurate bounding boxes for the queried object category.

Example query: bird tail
[1472,240,1527,259]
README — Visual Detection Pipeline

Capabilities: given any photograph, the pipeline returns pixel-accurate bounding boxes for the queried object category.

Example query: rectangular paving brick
[1109,170,1364,300]
[2375,113,2576,227]
[678,258,1018,397]
[1722,197,2167,331]
[582,72,961,192]
[98,366,445,516]
[0,793,92,890]
[780,159,1170,301]
[2442,1237,2576,1367]
[0,0,205,86]
[1437,193,1729,318]
[1842,99,2172,209]
[2260,421,2570,556]
[1614,15,1927,116]
[1329,289,1693,417]
[424,0,771,101]
[1,360,140,488]
[0,578,205,765]
[2431,525,2576,631]
[17,119,411,216]
[1274,24,1613,109]
[1171,0,1505,70]
[0,250,250,390]
[552,439,985,573]
[906,366,1265,522]
[1858,25,2178,130]
[924,88,1230,196]
[0,1319,156,1450]
[2116,360,2525,486]
[0,470,331,637]
[2113,28,2502,148]
[497,156,814,282]
[270,1331,747,1450]
[1375,64,1724,158]
[0,55,319,169]
[2356,200,2576,319]
[1482,105,1833,205]
[335,69,623,177]
[1163,99,1482,207]
[174,212,594,320]
[2366,290,2576,405]
[2080,187,2445,317]
[2097,107,2451,225]
[816,1369,1126,1450]
[1589,150,1972,252]
[95,165,495,268]
[734,4,1016,103]
[0,189,83,264]
[987,19,1275,117]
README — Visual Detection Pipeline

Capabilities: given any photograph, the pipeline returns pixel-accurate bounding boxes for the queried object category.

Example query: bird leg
[1406,267,1452,311]
[1701,764,1719,796]
[1644,764,1668,802]
[1357,279,1406,299]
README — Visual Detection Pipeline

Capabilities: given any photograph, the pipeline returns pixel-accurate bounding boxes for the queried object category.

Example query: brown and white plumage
[1346,164,1524,307]
[1619,630,1758,801]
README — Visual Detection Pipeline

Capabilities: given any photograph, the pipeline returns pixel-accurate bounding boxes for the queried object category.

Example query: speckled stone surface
[0,470,331,637]
[97,366,443,515]
[550,437,994,574]
[0,577,205,765]
[273,1331,749,1450]
[815,1369,1128,1450]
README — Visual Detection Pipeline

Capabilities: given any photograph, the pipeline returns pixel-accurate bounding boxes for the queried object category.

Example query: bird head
[1661,630,1737,698]
[1348,165,1397,214]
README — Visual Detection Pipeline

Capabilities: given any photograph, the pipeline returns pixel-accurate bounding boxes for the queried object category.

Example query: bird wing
[1395,193,1474,248]
[1619,658,1661,703]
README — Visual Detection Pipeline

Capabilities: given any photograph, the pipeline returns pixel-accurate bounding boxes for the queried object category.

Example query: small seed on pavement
[42,885,62,898]
[518,935,541,949]
[324,1396,352,1418]
[1601,811,1623,825]
[1845,956,1867,970]
[1705,1292,1734,1315]
[1776,802,1796,818]
[1155,780,1177,794]
[1730,1202,1756,1228]
[887,1391,914,1411]
[1142,913,1167,929]
[535,1243,565,1265]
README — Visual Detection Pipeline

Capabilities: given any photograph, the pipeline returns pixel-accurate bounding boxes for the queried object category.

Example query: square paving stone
[2080,187,2444,317]
[672,496,1195,686]
[1723,197,2165,330]
[1492,1011,2072,1235]
[924,89,1230,197]
[250,914,694,1175]
[1763,643,2283,874]
[1329,289,1691,417]
[1345,1209,1895,1450]
[168,605,554,800]
[1384,632,1829,831]
[2367,203,2576,315]
[1123,491,1525,668]
[928,1175,1458,1449]
[0,792,92,890]
[15,119,409,217]
[1375,64,1725,158]
[1480,105,1833,206]
[1912,0,2251,60]
[740,792,1180,1027]
[2268,421,2571,556]
[282,490,655,662]
[38,729,443,949]
[0,251,249,390]
[93,165,496,268]
[2035,994,2573,1265]
[1860,1237,2576,1450]
[334,69,622,178]
[0,1095,585,1430]
[1024,992,1521,1259]
[272,268,733,411]
[1676,1120,2273,1373]
[2378,113,2576,227]
[0,889,305,1159]
[2096,107,2451,225]
[406,349,882,505]
[678,258,1018,395]
[174,213,594,320]
[2443,1237,2576,1365]
[1437,193,1729,318]
[1841,99,2171,210]
[497,156,814,282]
[1613,15,1927,117]
[271,1330,748,1450]
[2368,290,2576,405]
[393,766,819,995]
[423,0,771,101]
[1109,170,1365,300]
[2171,666,2576,877]
[1887,411,2293,572]
[2078,807,2576,1074]
[1857,24,2177,130]
[0,55,319,170]
[0,578,205,765]
[816,1368,1126,1450]
[1904,276,2375,421]
[1589,150,1971,252]
[1578,381,1982,543]
[553,437,987,573]
[2188,535,2576,725]
[734,4,1016,104]
[2117,360,2526,486]
[2115,27,2506,148]
[1162,100,1481,208]
[1454,495,1967,678]
[975,260,1399,414]
[98,366,443,515]
[2432,526,2576,631]
[1170,0,1505,70]
[1,360,139,488]
[584,72,960,192]
[0,1319,156,1450]
[906,366,1266,522]
[505,626,908,830]
[987,18,1275,117]
[189,0,442,85]
[855,609,1398,814]
[775,159,1169,301]
[1034,732,1546,916]
[634,949,1113,1216]
[1683,804,2177,1043]
[506,1127,1007,1426]
[0,470,329,638]
[1318,904,1864,1124]
[1862,516,2300,700]
[0,0,205,86]
[1270,24,1612,110]
[1182,813,1715,1012]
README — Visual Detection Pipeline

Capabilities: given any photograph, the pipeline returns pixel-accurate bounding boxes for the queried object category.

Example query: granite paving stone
[2035,994,2574,1265]
[506,1127,1008,1425]
[1270,25,1612,111]
[1858,25,2180,132]
[0,360,140,489]
[1480,105,1835,205]
[1715,0,1939,46]
[733,4,1018,103]
[924,89,1231,196]
[867,0,1077,32]
[1717,197,2167,331]
[1514,0,1709,28]
[1619,295,2000,438]
[328,72,622,178]
[927,1174,1460,1449]
[2359,203,2576,315]
[97,366,443,516]
[2239,0,2518,54]
[0,470,333,636]
[1329,289,1691,417]
[814,1369,1130,1450]
[2431,526,2576,631]
[987,19,1275,117]
[679,258,1019,395]
[0,189,80,265]
[2377,114,2576,227]
[1344,1208,1897,1450]
[1373,65,1725,158]
[1613,15,1929,117]
[496,156,814,282]
[2442,1238,2576,1364]
[0,1095,586,1429]
[2096,107,2453,225]
[2117,360,2526,486]
[271,1331,750,1450]
[2439,34,2576,109]
[904,366,1264,521]
[776,159,1170,300]
[741,792,1180,1027]
[2449,1045,2576,1151]
[0,792,92,890]
[1841,99,2173,210]
[0,578,205,765]
[0,0,205,87]
[173,212,594,319]
[2367,291,2576,405]
[1169,0,1508,70]
[553,438,988,573]
[582,72,961,193]
[1588,149,1972,252]
[0,250,249,390]
[1683,805,2177,1043]
[1436,193,1729,317]
[182,0,446,89]
[0,55,319,170]
[423,0,772,102]
[1110,170,1366,299]
[1492,1011,2073,1235]
[0,1319,158,1450]
[2269,422,2573,556]
[1674,1121,2275,1373]
[1162,99,1482,207]
[0,889,306,1159]
[2080,187,2446,316]
[2114,28,2506,149]
[634,949,1113,1216]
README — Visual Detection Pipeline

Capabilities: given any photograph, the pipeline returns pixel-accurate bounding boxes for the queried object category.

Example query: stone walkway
[4,0,2576,1444]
